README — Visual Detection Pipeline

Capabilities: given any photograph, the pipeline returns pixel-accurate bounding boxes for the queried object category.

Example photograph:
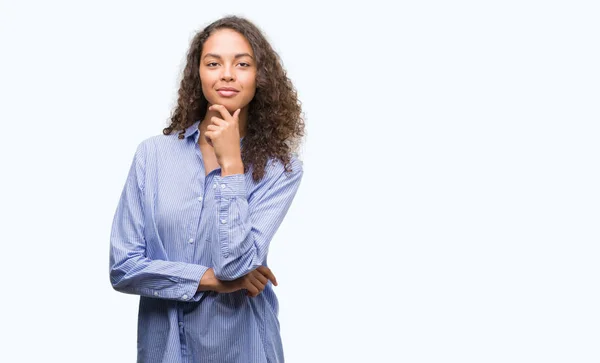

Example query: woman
[109,15,305,363]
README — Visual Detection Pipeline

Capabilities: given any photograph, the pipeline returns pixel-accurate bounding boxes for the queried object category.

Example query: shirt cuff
[214,173,246,199]
[177,264,209,302]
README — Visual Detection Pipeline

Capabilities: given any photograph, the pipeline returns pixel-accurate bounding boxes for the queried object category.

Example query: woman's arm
[210,156,304,281]
[197,266,277,297]
[109,141,209,302]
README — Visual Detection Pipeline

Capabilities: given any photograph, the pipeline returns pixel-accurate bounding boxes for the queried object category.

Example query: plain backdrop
[0,0,598,362]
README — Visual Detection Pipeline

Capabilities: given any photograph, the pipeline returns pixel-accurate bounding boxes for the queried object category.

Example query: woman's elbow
[213,248,261,280]
[212,266,243,281]
[213,262,254,281]
[109,265,128,291]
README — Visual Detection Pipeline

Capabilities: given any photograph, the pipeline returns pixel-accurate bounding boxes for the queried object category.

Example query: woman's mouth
[217,90,239,97]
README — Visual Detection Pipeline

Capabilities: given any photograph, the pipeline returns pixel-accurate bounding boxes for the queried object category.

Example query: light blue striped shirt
[109,120,304,363]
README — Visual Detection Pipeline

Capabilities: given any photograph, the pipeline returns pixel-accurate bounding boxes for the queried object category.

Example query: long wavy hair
[163,15,305,182]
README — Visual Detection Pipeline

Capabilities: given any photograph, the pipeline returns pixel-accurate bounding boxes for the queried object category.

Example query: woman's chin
[207,100,240,114]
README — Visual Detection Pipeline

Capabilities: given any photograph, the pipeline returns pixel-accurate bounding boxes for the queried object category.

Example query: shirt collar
[183,120,202,139]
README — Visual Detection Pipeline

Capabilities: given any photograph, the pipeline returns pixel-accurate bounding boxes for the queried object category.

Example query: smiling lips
[217,87,239,97]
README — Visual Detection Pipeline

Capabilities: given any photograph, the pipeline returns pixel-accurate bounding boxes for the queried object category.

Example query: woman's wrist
[197,268,220,292]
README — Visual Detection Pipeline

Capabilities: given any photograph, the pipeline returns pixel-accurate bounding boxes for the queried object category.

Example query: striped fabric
[109,119,304,363]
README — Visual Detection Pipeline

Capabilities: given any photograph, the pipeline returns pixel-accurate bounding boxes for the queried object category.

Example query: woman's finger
[257,266,278,286]
[248,274,266,293]
[209,104,233,123]
[204,132,214,146]
[252,270,268,286]
[232,108,241,123]
[210,116,227,127]
[244,281,259,297]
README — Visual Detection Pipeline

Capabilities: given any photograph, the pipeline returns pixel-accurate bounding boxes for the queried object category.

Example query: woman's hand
[199,266,278,297]
[221,266,278,297]
[204,104,243,170]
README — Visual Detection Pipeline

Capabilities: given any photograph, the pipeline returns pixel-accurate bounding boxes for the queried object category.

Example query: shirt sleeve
[109,141,209,302]
[211,156,304,280]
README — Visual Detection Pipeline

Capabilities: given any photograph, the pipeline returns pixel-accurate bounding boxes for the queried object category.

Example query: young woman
[109,15,305,363]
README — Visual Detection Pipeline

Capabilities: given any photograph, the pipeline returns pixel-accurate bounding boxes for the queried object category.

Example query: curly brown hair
[162,15,305,182]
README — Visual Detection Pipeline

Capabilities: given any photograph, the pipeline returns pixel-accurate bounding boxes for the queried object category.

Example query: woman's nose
[221,66,234,81]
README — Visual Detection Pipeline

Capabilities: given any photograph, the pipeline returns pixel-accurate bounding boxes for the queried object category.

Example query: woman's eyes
[206,62,251,67]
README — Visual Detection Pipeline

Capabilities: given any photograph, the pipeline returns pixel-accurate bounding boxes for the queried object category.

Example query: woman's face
[199,28,257,114]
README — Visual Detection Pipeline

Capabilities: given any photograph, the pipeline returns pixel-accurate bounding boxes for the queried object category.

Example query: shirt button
[197,196,203,202]
[153,292,158,296]
[188,238,194,243]
[221,219,227,224]
[213,183,217,189]
[221,184,226,189]
[182,294,189,300]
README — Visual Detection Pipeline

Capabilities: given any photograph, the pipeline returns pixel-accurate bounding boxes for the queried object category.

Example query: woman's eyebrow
[203,53,254,60]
